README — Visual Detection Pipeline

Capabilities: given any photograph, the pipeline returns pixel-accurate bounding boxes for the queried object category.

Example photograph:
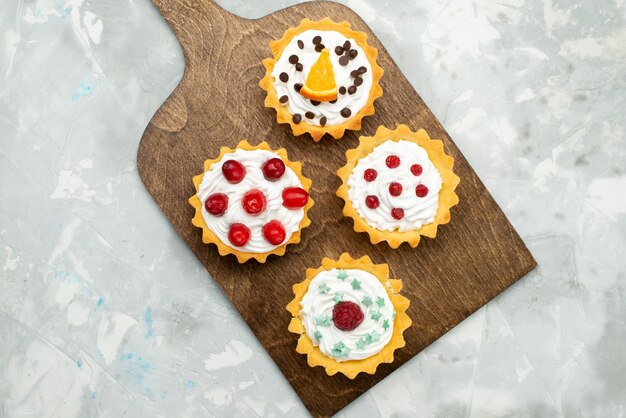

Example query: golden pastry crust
[260,18,384,141]
[336,125,460,248]
[286,253,411,379]
[188,140,314,263]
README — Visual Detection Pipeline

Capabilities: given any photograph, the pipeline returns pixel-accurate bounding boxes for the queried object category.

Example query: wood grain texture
[138,1,537,416]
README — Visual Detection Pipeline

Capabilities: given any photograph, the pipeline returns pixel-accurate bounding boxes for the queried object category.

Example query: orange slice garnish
[300,48,338,102]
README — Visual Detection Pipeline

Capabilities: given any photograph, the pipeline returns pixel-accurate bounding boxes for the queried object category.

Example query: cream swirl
[347,140,443,232]
[197,149,304,253]
[300,268,394,361]
[271,30,373,126]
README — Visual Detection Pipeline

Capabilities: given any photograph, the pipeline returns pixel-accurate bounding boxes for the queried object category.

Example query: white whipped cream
[347,140,443,232]
[300,268,394,361]
[271,29,373,126]
[197,149,304,253]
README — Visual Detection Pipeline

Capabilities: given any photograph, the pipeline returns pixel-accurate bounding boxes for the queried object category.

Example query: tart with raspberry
[287,253,411,378]
[337,125,460,249]
[189,140,314,263]
[260,18,384,141]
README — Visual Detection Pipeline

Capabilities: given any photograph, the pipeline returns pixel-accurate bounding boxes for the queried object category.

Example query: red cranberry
[262,220,286,245]
[282,187,309,209]
[221,160,246,184]
[411,164,423,176]
[389,182,403,196]
[228,223,250,247]
[365,195,380,209]
[204,193,228,216]
[332,301,364,331]
[415,184,429,197]
[391,208,404,220]
[262,158,286,181]
[363,168,377,182]
[242,189,266,215]
[386,155,400,168]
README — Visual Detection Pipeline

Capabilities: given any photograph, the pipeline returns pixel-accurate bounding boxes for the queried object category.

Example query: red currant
[242,189,266,215]
[228,223,250,247]
[282,187,309,209]
[204,193,228,216]
[391,208,404,220]
[386,155,400,168]
[363,168,377,182]
[365,195,379,209]
[410,164,423,176]
[262,158,286,181]
[262,220,286,245]
[389,182,403,196]
[221,160,246,184]
[415,184,429,197]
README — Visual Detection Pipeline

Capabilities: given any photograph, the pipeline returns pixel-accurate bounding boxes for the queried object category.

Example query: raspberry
[204,193,228,216]
[262,220,286,245]
[363,168,377,182]
[415,184,429,197]
[228,223,250,247]
[262,158,286,181]
[365,195,379,209]
[242,189,266,215]
[388,182,403,196]
[332,301,364,331]
[386,155,400,168]
[282,187,309,209]
[221,160,246,184]
[410,164,423,176]
[391,208,404,220]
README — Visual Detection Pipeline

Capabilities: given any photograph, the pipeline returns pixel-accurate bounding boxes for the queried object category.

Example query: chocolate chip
[335,46,344,55]
[341,108,352,118]
[350,70,360,78]
[358,66,367,74]
[297,39,304,49]
[339,55,349,66]
[348,86,357,95]
[312,35,322,45]
[289,55,299,64]
[320,116,327,127]
[354,76,363,86]
[310,100,320,106]
[305,111,315,119]
[329,99,337,104]
[338,86,346,95]
[314,44,325,53]
[349,49,358,59]
[279,72,289,82]
[343,40,351,50]
[279,95,288,104]
[295,63,303,72]
[293,113,302,124]
[294,83,303,93]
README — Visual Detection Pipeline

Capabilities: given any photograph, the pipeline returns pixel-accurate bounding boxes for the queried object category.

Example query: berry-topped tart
[337,125,460,249]
[189,140,314,263]
[260,18,383,141]
[286,253,411,378]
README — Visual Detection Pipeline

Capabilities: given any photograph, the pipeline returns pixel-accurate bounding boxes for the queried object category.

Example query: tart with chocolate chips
[260,18,384,141]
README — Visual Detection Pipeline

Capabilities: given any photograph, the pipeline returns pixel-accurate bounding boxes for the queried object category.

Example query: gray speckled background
[1,0,625,416]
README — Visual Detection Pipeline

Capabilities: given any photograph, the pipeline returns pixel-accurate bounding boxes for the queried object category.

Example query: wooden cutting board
[138,1,536,416]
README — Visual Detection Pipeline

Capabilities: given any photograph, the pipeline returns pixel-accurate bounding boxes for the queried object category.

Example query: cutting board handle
[152,0,240,40]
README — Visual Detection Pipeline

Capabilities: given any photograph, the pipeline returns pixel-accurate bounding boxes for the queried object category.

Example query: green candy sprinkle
[356,337,368,350]
[382,319,390,330]
[314,331,323,342]
[333,292,344,303]
[318,283,330,294]
[362,296,373,307]
[315,315,332,327]
[371,310,382,321]
[351,278,361,290]
[376,296,385,308]
[337,270,348,280]
[368,330,381,343]
[332,341,351,358]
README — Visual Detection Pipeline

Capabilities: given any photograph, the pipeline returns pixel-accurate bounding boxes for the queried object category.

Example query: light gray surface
[1,0,625,416]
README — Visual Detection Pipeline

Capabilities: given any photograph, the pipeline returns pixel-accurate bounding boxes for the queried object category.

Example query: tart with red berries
[260,18,384,141]
[189,140,313,263]
[286,253,411,378]
[337,125,460,249]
